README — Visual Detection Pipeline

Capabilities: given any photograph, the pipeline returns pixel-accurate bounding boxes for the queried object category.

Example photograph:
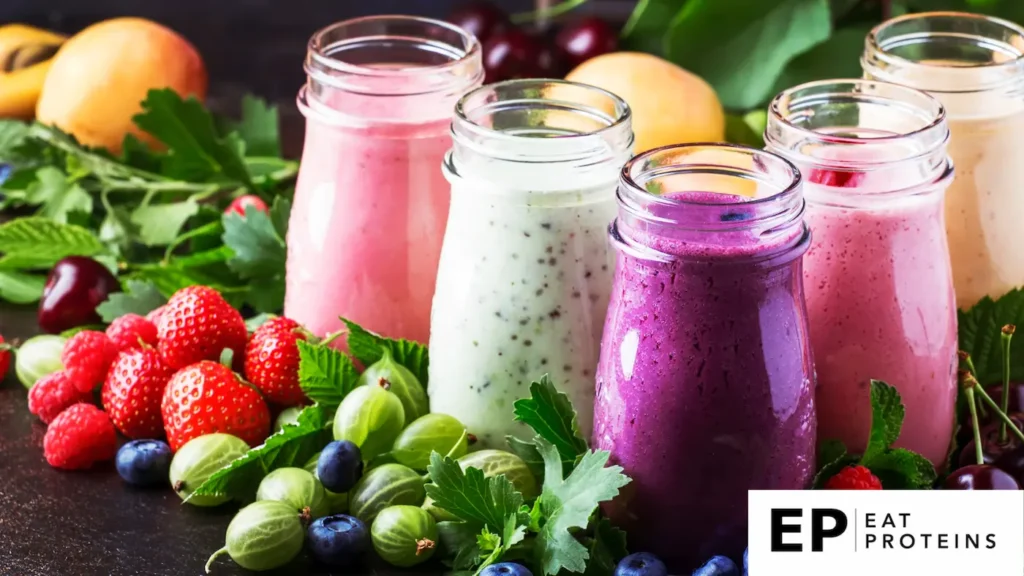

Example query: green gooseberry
[274,406,302,433]
[256,467,329,518]
[349,463,425,525]
[391,413,468,471]
[333,384,405,461]
[170,433,249,507]
[423,449,539,521]
[357,348,428,420]
[303,452,350,514]
[205,500,304,573]
[371,505,438,568]
[15,334,65,389]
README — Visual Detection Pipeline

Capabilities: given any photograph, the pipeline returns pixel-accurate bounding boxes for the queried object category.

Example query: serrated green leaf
[24,167,93,224]
[513,376,588,468]
[342,318,429,387]
[866,448,937,489]
[812,440,857,489]
[0,120,29,156]
[583,518,629,576]
[425,452,524,533]
[222,204,285,278]
[235,95,281,157]
[0,217,104,266]
[438,521,486,570]
[96,280,167,322]
[958,288,1024,385]
[296,340,360,413]
[130,198,200,246]
[0,270,46,303]
[862,380,905,464]
[119,133,163,173]
[505,436,546,482]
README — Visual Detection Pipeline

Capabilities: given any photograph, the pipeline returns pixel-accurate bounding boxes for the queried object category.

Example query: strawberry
[61,330,117,393]
[225,195,269,217]
[161,360,270,451]
[824,465,883,490]
[244,316,310,406]
[105,313,159,352]
[102,347,174,439]
[156,286,248,371]
[43,403,117,470]
[146,305,167,325]
[0,334,11,377]
[28,370,93,424]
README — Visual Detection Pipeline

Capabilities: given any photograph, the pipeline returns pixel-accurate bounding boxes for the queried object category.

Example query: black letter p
[811,509,848,552]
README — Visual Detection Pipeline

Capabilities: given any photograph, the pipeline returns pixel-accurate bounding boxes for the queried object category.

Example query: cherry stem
[974,384,1024,445]
[1000,325,1015,443]
[511,0,587,25]
[959,351,988,418]
[961,371,984,466]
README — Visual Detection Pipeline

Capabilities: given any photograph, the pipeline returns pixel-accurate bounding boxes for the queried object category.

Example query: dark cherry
[958,415,1024,468]
[995,441,1024,485]
[482,28,547,83]
[554,16,618,70]
[943,464,1020,490]
[957,383,1024,445]
[38,256,120,334]
[448,1,508,45]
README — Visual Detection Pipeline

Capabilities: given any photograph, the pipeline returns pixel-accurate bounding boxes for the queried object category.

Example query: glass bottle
[428,80,633,448]
[287,16,483,342]
[765,79,956,467]
[863,12,1024,308]
[593,144,816,570]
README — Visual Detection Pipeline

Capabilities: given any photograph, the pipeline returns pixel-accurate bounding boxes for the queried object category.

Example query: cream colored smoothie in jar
[864,12,1024,307]
[288,17,483,342]
[428,80,633,447]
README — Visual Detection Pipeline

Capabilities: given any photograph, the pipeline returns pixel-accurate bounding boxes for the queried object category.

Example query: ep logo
[770,508,847,552]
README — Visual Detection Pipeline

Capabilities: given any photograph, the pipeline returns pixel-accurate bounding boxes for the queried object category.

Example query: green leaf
[425,452,525,533]
[342,318,429,387]
[119,133,163,173]
[811,440,857,488]
[664,0,832,109]
[96,280,167,322]
[188,404,332,502]
[132,88,252,186]
[0,120,29,156]
[861,380,905,464]
[620,0,685,55]
[269,196,290,240]
[171,245,233,268]
[130,198,200,246]
[235,95,282,157]
[438,521,486,570]
[866,448,937,489]
[243,275,285,314]
[505,435,546,482]
[0,217,105,266]
[245,313,275,333]
[222,204,286,278]
[296,340,361,413]
[958,288,1024,385]
[772,26,873,95]
[724,113,764,148]
[25,167,93,223]
[0,270,46,304]
[513,376,589,468]
[583,518,629,576]
[532,439,631,576]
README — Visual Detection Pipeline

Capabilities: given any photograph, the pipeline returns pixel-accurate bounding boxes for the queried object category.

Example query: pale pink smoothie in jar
[288,17,483,342]
[766,80,957,467]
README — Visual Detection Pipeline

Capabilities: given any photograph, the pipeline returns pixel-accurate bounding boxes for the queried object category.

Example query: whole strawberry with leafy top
[156,286,248,371]
[244,316,310,406]
[102,347,174,439]
[161,360,270,451]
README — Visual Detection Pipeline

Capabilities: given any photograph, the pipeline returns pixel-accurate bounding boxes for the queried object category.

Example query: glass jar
[594,144,815,571]
[863,12,1024,308]
[765,79,956,467]
[286,16,483,343]
[428,80,633,448]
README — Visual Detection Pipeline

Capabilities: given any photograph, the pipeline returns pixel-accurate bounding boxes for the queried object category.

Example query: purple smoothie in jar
[593,144,817,571]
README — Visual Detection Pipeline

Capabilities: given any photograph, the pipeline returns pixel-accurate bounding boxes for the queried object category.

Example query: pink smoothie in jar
[288,17,483,342]
[766,80,957,467]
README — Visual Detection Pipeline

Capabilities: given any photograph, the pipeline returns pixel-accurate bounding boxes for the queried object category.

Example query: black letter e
[771,509,802,552]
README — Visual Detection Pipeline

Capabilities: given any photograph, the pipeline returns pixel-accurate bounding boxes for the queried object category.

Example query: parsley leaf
[476,516,528,575]
[130,198,201,246]
[861,380,905,463]
[25,167,93,223]
[0,120,28,156]
[0,217,105,267]
[532,438,630,576]
[96,280,167,322]
[296,340,360,413]
[506,436,546,482]
[425,452,524,533]
[188,404,332,502]
[438,521,486,570]
[343,318,429,386]
[583,518,628,576]
[959,288,1024,385]
[222,200,286,278]
[0,270,47,304]
[513,376,588,467]
[235,95,281,157]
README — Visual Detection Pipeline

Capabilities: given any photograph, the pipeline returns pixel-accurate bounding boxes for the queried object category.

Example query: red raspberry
[807,169,865,188]
[146,305,167,325]
[61,330,117,393]
[824,465,883,490]
[28,370,93,424]
[244,317,309,406]
[105,313,159,353]
[43,403,117,470]
[156,286,248,371]
[0,334,11,377]
[102,348,174,439]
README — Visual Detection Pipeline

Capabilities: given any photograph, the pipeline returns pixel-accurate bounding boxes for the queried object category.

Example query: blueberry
[307,514,368,567]
[115,439,172,487]
[720,211,750,222]
[317,440,364,493]
[0,164,11,186]
[481,562,534,576]
[692,555,740,576]
[614,552,667,576]
[743,549,748,576]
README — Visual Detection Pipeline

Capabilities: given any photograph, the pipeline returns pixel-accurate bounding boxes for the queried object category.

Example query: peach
[36,18,207,153]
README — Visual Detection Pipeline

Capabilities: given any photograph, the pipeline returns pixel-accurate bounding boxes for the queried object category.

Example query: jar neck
[445,79,634,194]
[863,12,1024,117]
[298,15,483,127]
[764,79,952,208]
[614,144,807,264]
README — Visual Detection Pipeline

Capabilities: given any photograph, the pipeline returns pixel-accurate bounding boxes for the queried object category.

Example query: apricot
[36,18,207,153]
[565,52,725,154]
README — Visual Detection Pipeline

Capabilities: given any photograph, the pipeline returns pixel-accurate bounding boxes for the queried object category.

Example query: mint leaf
[861,380,905,464]
[506,436,546,481]
[26,167,93,223]
[222,204,286,278]
[425,452,524,533]
[533,438,630,576]
[0,217,104,266]
[188,404,331,502]
[811,440,857,489]
[513,376,588,467]
[866,448,937,489]
[583,518,628,576]
[235,95,281,157]
[342,318,429,387]
[0,270,46,303]
[130,198,200,246]
[297,340,360,413]
[959,288,1024,384]
[96,280,167,322]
